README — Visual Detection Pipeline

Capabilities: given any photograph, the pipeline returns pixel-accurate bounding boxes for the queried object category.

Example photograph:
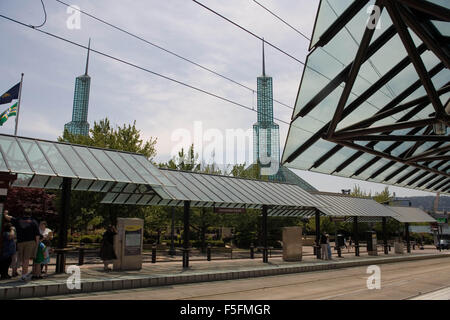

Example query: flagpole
[14,73,24,136]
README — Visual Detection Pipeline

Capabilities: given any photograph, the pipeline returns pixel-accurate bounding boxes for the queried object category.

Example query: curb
[1,253,448,299]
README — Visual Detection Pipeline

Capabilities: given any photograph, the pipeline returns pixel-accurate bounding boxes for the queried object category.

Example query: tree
[57,118,158,233]
[159,144,200,171]
[5,187,58,226]
[60,118,157,159]
[373,186,393,204]
[350,185,371,198]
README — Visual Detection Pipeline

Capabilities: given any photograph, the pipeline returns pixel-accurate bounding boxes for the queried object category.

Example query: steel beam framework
[284,0,450,194]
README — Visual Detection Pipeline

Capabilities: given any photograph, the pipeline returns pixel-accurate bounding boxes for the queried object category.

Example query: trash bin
[366,231,377,256]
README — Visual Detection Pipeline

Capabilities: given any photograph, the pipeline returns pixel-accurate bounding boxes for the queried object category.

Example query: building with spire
[253,40,280,180]
[64,39,91,136]
[249,40,317,192]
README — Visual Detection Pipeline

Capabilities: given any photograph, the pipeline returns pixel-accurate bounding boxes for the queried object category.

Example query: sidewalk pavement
[1,247,448,299]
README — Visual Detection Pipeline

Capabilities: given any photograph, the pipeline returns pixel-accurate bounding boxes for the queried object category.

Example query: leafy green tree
[160,144,200,171]
[57,118,158,234]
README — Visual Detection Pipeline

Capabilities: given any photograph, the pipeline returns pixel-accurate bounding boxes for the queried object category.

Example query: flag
[0,103,18,126]
[0,83,20,105]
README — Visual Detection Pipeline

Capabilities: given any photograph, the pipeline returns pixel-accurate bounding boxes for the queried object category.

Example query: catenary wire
[30,0,47,28]
[54,0,294,111]
[0,13,317,135]
[253,0,395,101]
[191,0,395,117]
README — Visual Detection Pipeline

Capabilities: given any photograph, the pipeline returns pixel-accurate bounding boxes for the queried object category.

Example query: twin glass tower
[64,39,91,136]
[253,40,281,180]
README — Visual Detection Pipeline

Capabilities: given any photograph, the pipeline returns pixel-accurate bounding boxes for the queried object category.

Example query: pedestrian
[32,235,47,280]
[4,210,19,277]
[0,222,16,280]
[100,225,117,271]
[3,208,40,281]
[39,221,52,274]
[326,234,332,260]
[348,236,353,253]
[41,239,51,274]
[320,232,328,260]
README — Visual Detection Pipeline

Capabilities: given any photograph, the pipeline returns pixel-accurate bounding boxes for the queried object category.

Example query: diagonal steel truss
[284,0,450,193]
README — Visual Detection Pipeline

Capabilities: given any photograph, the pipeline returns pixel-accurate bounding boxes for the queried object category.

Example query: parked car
[436,239,450,250]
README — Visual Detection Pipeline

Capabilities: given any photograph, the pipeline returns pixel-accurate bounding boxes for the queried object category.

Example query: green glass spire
[253,39,280,179]
[64,39,91,136]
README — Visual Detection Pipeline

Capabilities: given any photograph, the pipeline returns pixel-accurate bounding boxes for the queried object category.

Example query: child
[41,239,51,274]
[32,235,47,280]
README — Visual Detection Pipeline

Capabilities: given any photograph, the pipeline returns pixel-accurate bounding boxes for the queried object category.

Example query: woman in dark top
[100,225,117,271]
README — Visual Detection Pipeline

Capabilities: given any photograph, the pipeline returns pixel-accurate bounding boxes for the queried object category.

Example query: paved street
[49,256,450,300]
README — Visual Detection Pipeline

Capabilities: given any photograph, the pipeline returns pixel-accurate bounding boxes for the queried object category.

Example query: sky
[0,0,441,198]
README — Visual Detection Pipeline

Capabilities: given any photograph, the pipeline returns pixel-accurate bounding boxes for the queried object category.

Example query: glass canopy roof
[0,134,406,220]
[101,168,335,216]
[282,0,450,195]
[269,191,403,219]
[0,134,176,198]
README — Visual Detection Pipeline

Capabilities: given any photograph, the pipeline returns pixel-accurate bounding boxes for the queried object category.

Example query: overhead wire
[0,12,316,136]
[54,0,294,111]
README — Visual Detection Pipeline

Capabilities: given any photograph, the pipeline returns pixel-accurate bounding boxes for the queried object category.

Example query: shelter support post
[169,207,176,256]
[182,201,190,268]
[353,217,360,256]
[405,223,411,253]
[262,205,268,263]
[56,177,71,274]
[315,209,321,259]
[382,217,388,255]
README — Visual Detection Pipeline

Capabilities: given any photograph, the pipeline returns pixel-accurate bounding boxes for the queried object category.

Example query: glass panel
[194,174,232,203]
[0,136,33,174]
[74,179,94,191]
[114,193,130,204]
[55,144,95,179]
[111,182,126,193]
[12,174,33,187]
[89,180,107,192]
[120,154,160,185]
[132,154,174,186]
[101,193,118,204]
[0,148,8,172]
[72,146,113,181]
[122,183,137,194]
[17,139,55,176]
[89,149,130,182]
[101,181,115,193]
[125,194,143,205]
[28,175,49,188]
[105,151,146,184]
[37,141,76,177]
[45,176,63,189]
[137,194,153,205]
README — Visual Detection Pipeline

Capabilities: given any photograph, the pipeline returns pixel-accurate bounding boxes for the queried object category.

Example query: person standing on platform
[100,225,117,271]
[0,222,16,280]
[326,234,332,260]
[320,233,328,260]
[3,208,40,281]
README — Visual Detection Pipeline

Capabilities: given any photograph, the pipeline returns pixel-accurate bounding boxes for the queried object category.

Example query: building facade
[253,41,280,180]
